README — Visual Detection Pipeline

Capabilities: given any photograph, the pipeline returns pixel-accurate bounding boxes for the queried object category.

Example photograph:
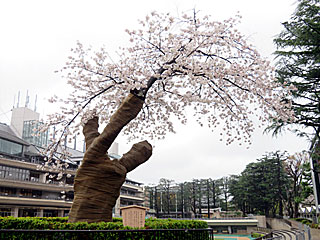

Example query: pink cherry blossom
[42,11,295,163]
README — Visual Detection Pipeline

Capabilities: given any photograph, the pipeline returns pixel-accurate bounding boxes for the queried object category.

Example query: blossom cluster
[43,11,295,160]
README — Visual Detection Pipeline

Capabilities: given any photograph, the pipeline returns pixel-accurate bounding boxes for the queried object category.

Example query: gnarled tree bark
[68,93,152,223]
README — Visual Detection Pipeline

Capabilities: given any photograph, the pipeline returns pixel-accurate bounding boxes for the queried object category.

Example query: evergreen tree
[271,0,320,211]
[271,0,320,137]
[229,152,290,217]
[217,177,231,212]
[229,175,249,215]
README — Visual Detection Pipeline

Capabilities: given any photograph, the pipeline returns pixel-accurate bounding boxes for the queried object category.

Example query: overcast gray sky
[0,0,308,185]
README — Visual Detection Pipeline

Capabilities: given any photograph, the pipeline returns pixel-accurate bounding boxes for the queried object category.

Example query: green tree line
[146,150,313,219]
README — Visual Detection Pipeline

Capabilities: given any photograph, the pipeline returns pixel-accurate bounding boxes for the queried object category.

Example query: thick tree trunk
[68,93,152,223]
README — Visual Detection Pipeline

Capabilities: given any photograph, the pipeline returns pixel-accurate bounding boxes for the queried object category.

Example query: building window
[30,171,40,182]
[43,210,58,217]
[0,208,12,217]
[0,165,30,181]
[231,225,247,233]
[0,187,16,196]
[0,138,23,156]
[19,209,38,217]
[20,189,42,198]
[22,120,48,147]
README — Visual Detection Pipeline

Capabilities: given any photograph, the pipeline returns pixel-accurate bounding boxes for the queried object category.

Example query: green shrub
[310,223,318,229]
[293,217,309,223]
[0,217,207,230]
[112,217,122,223]
[251,232,265,238]
[0,216,208,240]
[301,219,312,225]
[292,218,320,229]
[145,218,207,230]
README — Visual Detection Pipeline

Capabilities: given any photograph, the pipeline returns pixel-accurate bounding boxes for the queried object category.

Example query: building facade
[0,122,72,217]
[0,106,145,218]
[114,179,144,217]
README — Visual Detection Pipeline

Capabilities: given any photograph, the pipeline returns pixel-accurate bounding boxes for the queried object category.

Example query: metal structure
[0,228,214,240]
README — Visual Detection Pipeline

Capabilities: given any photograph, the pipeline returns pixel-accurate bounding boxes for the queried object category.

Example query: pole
[310,138,320,223]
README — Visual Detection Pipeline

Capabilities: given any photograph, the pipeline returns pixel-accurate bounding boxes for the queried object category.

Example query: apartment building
[0,105,145,218]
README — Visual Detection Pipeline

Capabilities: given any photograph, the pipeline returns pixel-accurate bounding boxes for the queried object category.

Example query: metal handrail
[0,228,214,240]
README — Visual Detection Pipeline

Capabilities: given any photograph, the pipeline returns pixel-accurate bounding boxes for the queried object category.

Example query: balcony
[0,152,31,162]
[0,178,73,192]
[0,155,76,175]
[122,183,143,192]
[0,195,72,207]
[0,192,72,201]
[120,193,144,202]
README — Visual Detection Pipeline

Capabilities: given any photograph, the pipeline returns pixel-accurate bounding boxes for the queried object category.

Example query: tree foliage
[229,150,315,217]
[150,151,313,218]
[229,152,290,217]
[270,0,320,139]
[43,10,295,163]
[229,174,248,214]
[284,151,313,217]
[158,178,175,214]
[269,0,320,213]
[216,177,231,212]
[147,178,222,218]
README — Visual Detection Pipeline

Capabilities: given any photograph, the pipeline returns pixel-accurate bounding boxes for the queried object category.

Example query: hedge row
[0,217,209,240]
[292,218,320,229]
[145,218,207,230]
[0,217,207,230]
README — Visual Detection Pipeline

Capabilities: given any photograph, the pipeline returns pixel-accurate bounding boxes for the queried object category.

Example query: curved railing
[253,227,310,240]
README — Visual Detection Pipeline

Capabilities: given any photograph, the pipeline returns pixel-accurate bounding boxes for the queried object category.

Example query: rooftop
[0,123,29,146]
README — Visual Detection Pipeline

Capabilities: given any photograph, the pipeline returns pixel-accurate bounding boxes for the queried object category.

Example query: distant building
[0,121,73,217]
[114,179,144,217]
[10,107,40,138]
[0,105,145,217]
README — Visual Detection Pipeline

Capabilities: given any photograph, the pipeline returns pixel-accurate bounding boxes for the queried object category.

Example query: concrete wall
[247,226,256,233]
[11,107,39,137]
[254,215,267,228]
[310,228,320,240]
[267,218,291,230]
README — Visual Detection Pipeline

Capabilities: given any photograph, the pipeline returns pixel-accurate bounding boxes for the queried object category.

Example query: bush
[0,217,207,230]
[251,232,265,238]
[0,217,208,240]
[310,223,319,229]
[302,219,311,225]
[292,218,319,229]
[145,218,207,230]
[0,217,129,231]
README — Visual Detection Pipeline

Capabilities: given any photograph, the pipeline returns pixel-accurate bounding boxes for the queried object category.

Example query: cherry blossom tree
[284,151,308,218]
[42,11,295,223]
